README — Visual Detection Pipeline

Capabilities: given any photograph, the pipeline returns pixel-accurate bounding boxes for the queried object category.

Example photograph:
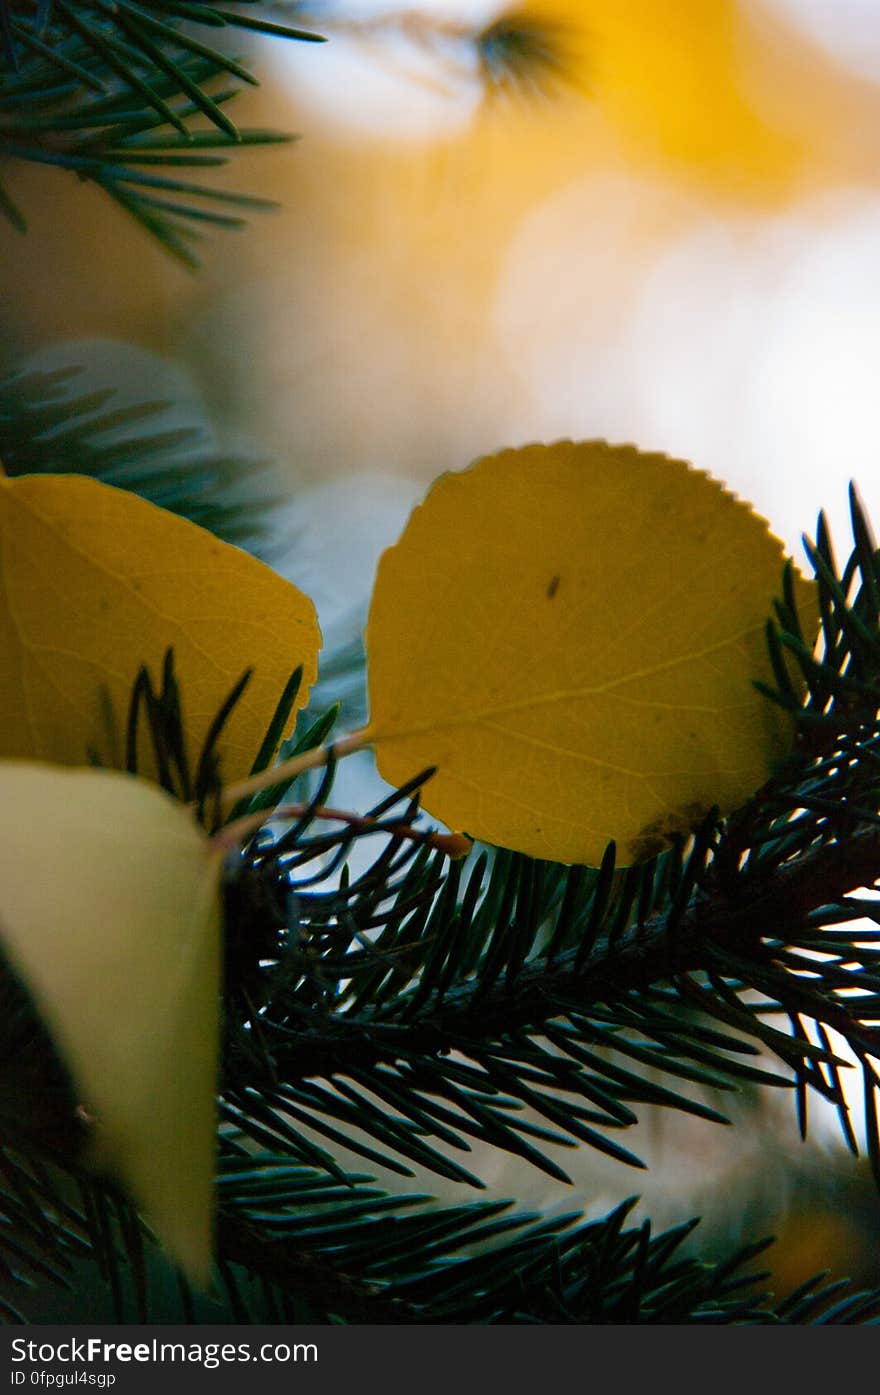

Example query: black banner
[0,1324,844,1394]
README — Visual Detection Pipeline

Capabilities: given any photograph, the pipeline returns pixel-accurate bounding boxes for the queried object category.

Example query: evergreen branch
[209,491,880,1182]
[216,1210,422,1325]
[53,472,870,1191]
[5,1131,879,1324]
[477,9,582,100]
[289,3,582,102]
[0,364,278,555]
[0,1,323,79]
[215,760,880,1179]
[5,487,880,1318]
[0,2,323,256]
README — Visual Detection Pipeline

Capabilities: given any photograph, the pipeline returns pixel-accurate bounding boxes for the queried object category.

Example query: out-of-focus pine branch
[288,2,582,100]
[0,1,324,262]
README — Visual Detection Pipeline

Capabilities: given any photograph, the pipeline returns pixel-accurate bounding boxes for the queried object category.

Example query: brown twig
[215,798,472,861]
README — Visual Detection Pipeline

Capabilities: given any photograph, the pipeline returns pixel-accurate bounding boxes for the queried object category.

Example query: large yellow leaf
[366,442,812,865]
[0,473,320,782]
[0,761,222,1284]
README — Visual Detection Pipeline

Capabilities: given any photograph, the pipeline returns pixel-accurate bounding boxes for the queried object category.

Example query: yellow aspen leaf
[0,473,320,782]
[365,441,814,866]
[0,762,223,1285]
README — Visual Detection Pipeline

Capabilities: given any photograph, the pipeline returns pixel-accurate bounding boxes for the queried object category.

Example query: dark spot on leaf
[628,803,709,863]
[628,831,667,862]
[546,574,560,599]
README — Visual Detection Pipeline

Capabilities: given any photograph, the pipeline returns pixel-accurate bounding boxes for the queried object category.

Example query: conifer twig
[215,799,471,859]
[266,819,880,1079]
[220,729,372,808]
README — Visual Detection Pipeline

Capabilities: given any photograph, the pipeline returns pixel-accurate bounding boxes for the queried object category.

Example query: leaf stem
[220,727,373,810]
[214,800,471,860]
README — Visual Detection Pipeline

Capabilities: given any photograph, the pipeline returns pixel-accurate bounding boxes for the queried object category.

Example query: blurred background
[5,0,880,1301]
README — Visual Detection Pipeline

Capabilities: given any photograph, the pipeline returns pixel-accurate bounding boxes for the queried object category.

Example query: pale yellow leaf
[0,473,320,782]
[0,761,222,1284]
[366,441,813,865]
